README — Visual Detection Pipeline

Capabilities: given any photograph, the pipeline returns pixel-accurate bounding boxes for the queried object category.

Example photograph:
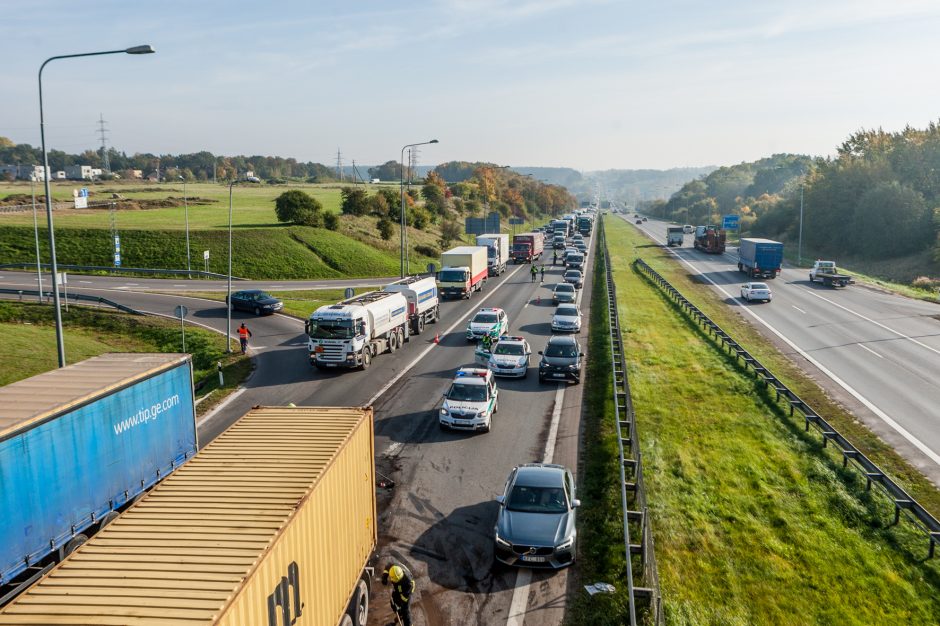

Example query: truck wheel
[339,616,354,626]
[809,273,814,282]
[98,511,120,532]
[416,316,425,334]
[64,534,88,557]
[360,349,371,369]
[397,327,405,347]
[347,577,369,626]
[388,332,398,353]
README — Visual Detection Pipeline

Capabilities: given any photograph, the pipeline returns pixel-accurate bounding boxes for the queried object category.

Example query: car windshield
[439,269,468,282]
[494,343,525,356]
[565,272,581,279]
[545,342,578,358]
[751,283,769,290]
[568,255,583,262]
[555,284,574,293]
[473,313,498,324]
[556,306,578,316]
[308,318,356,339]
[255,292,273,300]
[447,383,487,402]
[507,484,568,514]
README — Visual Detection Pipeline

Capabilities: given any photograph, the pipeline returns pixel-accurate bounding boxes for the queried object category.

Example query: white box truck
[666,226,685,247]
[476,233,510,276]
[306,291,409,369]
[384,275,441,335]
[439,246,488,299]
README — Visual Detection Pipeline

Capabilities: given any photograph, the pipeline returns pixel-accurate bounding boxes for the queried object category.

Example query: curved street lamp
[399,139,438,277]
[39,45,155,367]
[226,175,261,352]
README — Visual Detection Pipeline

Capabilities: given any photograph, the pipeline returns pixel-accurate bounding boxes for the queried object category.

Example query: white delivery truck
[476,233,510,276]
[666,226,685,247]
[384,275,441,335]
[306,291,409,369]
[439,246,488,299]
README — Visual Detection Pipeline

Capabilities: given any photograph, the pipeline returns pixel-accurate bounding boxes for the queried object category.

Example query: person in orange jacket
[237,323,252,354]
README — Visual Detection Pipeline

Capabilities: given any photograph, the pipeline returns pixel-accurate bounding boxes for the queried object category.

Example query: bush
[340,186,370,216]
[323,212,340,231]
[274,190,324,226]
[414,244,439,258]
[377,217,394,241]
[911,276,939,289]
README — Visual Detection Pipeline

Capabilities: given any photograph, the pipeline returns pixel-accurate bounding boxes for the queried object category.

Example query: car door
[499,310,508,334]
[232,291,244,311]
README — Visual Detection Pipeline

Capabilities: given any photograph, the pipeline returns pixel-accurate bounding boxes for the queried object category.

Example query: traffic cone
[536,294,541,305]
[434,332,440,344]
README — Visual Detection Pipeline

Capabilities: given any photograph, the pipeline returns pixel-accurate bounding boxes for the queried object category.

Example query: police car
[485,335,531,378]
[466,307,509,341]
[439,368,499,432]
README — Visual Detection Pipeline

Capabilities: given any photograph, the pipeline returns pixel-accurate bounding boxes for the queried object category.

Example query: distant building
[90,168,103,178]
[371,178,381,184]
[122,169,143,179]
[7,165,50,181]
[244,170,256,179]
[65,165,93,180]
[54,171,66,180]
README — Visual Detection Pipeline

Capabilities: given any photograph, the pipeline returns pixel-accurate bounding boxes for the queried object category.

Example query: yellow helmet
[388,565,404,583]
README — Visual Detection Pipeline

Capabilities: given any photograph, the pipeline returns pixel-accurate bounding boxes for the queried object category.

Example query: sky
[3,0,940,171]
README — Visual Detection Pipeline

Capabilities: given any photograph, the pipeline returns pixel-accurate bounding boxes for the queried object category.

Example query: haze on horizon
[3,0,940,172]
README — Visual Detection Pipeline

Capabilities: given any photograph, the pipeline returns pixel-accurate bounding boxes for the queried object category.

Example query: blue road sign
[722,214,739,230]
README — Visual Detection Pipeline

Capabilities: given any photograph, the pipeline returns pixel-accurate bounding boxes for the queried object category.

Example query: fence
[0,288,142,315]
[597,218,662,625]
[0,263,243,280]
[634,257,940,559]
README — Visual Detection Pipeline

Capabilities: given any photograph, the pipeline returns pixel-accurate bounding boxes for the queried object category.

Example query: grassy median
[602,216,940,625]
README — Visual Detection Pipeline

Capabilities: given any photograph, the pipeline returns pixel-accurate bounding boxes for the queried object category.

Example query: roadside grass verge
[0,302,248,416]
[605,216,940,624]
[566,234,635,625]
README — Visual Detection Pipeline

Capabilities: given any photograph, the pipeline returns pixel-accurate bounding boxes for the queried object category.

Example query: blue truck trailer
[737,238,784,279]
[0,353,197,605]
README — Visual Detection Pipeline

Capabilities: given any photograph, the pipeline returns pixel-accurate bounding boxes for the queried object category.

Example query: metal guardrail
[0,288,143,315]
[597,218,662,624]
[0,263,243,280]
[634,257,940,559]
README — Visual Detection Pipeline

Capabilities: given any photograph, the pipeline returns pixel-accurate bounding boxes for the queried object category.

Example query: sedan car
[635,219,643,224]
[439,368,498,432]
[563,270,584,289]
[552,282,576,304]
[494,463,579,568]
[551,304,582,333]
[466,307,509,341]
[538,335,583,383]
[741,282,773,302]
[227,290,283,315]
[485,335,531,377]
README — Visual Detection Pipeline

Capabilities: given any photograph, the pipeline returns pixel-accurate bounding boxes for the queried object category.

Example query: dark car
[227,289,283,315]
[538,335,583,383]
[563,269,583,289]
[494,463,579,569]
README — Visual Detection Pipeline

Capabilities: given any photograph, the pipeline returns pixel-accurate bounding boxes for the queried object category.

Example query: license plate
[520,555,546,562]
[326,364,337,368]
[553,373,566,378]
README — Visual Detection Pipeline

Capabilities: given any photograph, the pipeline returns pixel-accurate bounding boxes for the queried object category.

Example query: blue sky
[4,0,940,170]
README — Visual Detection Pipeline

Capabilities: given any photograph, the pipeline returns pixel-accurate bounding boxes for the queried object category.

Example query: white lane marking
[173,284,186,287]
[858,343,884,359]
[543,384,565,464]
[792,305,806,314]
[803,289,940,359]
[196,388,247,428]
[125,283,139,286]
[368,264,526,410]
[631,218,940,467]
[79,280,93,284]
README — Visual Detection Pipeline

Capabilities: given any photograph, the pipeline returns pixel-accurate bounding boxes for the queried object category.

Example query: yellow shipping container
[0,406,377,626]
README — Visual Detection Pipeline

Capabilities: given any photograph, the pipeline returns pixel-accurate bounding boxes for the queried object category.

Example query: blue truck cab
[737,238,784,279]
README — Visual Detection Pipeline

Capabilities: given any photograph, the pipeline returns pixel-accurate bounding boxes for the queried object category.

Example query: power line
[96,114,111,175]
[336,148,344,182]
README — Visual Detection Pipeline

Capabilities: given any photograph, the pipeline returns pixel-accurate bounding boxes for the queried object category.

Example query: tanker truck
[384,275,441,335]
[306,291,409,369]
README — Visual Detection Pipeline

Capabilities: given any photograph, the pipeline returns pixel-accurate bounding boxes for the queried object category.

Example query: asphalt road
[1,244,595,625]
[627,215,940,485]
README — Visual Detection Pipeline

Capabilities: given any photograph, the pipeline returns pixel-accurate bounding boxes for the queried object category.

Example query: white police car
[439,368,499,432]
[466,307,509,341]
[485,335,531,378]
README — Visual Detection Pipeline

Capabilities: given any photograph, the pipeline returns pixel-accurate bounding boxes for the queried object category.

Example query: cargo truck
[809,260,854,288]
[666,226,685,247]
[577,215,593,236]
[511,232,545,263]
[307,291,409,369]
[0,406,378,626]
[439,246,488,298]
[737,238,784,279]
[384,275,441,334]
[693,225,727,254]
[0,353,197,606]
[476,233,510,276]
[551,219,570,237]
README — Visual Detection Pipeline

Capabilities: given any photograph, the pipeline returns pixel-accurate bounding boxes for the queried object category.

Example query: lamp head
[125,45,155,55]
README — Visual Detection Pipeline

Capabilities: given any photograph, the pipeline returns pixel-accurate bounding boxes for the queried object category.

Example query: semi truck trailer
[476,233,510,276]
[0,406,378,626]
[577,215,593,236]
[693,225,727,254]
[511,232,545,263]
[0,353,197,606]
[307,291,409,369]
[737,238,784,279]
[384,275,441,334]
[439,246,488,298]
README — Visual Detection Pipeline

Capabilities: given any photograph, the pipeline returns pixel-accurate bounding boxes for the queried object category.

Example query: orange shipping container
[0,406,377,626]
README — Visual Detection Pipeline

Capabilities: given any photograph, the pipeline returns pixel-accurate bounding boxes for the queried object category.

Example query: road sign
[722,214,740,230]
[344,287,355,299]
[426,262,437,274]
[203,250,210,261]
[114,235,121,267]
[56,272,67,286]
[508,217,524,225]
[173,305,188,318]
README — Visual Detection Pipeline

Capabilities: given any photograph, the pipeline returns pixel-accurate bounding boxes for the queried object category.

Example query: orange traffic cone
[536,294,541,305]
[433,332,440,344]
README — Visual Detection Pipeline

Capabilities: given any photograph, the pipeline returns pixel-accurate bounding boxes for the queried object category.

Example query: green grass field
[602,216,940,625]
[172,288,368,320]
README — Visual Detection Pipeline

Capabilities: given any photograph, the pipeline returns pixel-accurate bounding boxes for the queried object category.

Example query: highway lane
[368,244,593,626]
[627,216,940,483]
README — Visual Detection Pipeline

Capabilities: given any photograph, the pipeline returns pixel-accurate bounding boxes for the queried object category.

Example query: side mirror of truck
[304,320,310,335]
[537,351,543,355]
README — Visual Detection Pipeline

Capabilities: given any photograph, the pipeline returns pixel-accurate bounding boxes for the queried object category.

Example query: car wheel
[253,306,261,316]
[481,422,491,433]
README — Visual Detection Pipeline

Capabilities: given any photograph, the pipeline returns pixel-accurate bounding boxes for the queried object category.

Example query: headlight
[555,538,574,551]
[440,408,448,415]
[495,532,510,548]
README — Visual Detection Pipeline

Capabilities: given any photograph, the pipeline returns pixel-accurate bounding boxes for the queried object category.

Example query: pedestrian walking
[553,250,558,266]
[382,561,416,626]
[237,323,252,354]
[540,266,545,283]
[530,265,537,282]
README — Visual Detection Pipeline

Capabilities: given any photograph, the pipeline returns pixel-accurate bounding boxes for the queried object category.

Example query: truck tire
[360,349,371,369]
[98,510,120,532]
[397,327,405,348]
[339,616,354,626]
[809,273,814,282]
[416,316,425,335]
[64,534,88,557]
[346,577,369,626]
[388,332,398,353]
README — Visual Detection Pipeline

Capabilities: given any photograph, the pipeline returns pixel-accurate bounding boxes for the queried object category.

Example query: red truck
[693,225,726,254]
[512,232,544,263]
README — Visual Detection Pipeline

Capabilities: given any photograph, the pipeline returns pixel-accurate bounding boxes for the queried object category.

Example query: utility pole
[336,148,343,182]
[96,113,111,175]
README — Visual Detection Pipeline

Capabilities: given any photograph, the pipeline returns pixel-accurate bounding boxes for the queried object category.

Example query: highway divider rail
[0,263,244,280]
[634,257,940,559]
[598,219,662,625]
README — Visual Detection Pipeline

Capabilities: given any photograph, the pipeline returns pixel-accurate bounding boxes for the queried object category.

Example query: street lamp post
[226,175,260,352]
[399,139,439,277]
[798,180,804,267]
[30,176,43,302]
[38,44,155,367]
[179,175,191,274]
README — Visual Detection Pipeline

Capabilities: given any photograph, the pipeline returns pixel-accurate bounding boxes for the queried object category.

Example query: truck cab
[809,260,853,288]
[307,291,408,369]
[666,226,685,247]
